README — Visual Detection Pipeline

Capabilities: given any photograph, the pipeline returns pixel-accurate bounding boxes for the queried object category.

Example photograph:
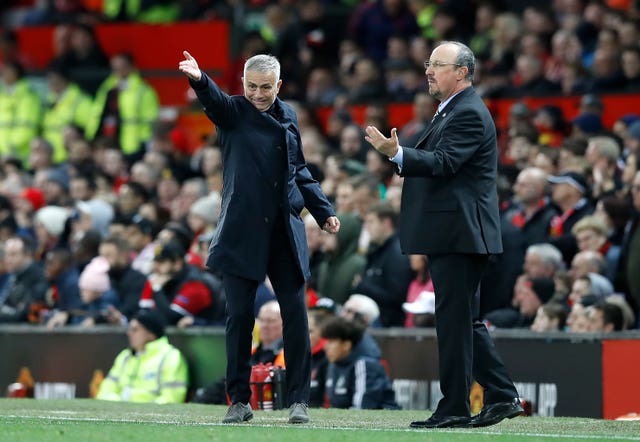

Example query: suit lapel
[412,87,475,149]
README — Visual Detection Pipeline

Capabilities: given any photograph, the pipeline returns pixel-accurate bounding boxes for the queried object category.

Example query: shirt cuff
[389,147,404,171]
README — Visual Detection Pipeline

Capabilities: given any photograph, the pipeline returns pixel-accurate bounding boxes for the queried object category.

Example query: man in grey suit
[179,51,340,424]
[365,41,522,429]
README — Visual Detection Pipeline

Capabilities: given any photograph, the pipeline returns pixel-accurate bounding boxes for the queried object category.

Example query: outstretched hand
[179,50,201,81]
[365,126,400,157]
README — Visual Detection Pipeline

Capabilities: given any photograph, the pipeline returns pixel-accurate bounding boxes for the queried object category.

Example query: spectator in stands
[78,255,119,326]
[86,53,159,163]
[507,54,561,97]
[34,205,70,260]
[569,250,608,282]
[97,309,188,403]
[621,46,640,92]
[587,45,626,93]
[402,288,435,328]
[523,243,565,280]
[530,302,567,332]
[347,0,419,64]
[316,212,365,305]
[139,241,220,327]
[545,29,583,84]
[128,215,157,276]
[547,171,595,266]
[398,91,436,147]
[42,62,92,164]
[306,67,343,107]
[321,316,400,409]
[532,104,566,147]
[618,170,640,315]
[612,114,640,145]
[304,213,325,297]
[251,300,284,367]
[0,61,41,166]
[587,300,624,332]
[353,201,413,327]
[0,236,49,323]
[102,0,180,23]
[571,216,621,281]
[115,181,150,224]
[169,177,208,222]
[0,30,35,69]
[14,187,44,240]
[347,57,386,103]
[485,275,556,329]
[566,300,591,332]
[307,309,329,408]
[43,248,83,329]
[94,235,148,325]
[568,272,614,308]
[484,168,559,315]
[586,136,622,199]
[73,199,115,240]
[403,254,434,328]
[594,195,633,247]
[339,124,368,164]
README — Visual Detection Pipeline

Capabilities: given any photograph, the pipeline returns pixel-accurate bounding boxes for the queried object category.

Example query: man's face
[425,44,463,101]
[127,319,156,352]
[587,308,607,332]
[513,170,541,204]
[257,305,283,347]
[323,338,351,363]
[364,213,386,245]
[575,228,605,252]
[243,69,281,112]
[4,238,27,273]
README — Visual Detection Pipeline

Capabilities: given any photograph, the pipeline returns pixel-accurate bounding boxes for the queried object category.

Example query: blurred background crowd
[0,0,639,348]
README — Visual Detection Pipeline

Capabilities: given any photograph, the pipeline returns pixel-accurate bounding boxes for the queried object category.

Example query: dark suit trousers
[428,253,518,417]
[222,213,311,406]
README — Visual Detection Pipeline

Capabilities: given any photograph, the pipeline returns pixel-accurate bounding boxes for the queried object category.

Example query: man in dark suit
[365,41,522,429]
[179,51,340,424]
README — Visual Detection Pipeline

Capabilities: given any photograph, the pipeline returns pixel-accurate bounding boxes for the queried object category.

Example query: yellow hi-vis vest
[96,336,188,404]
[42,83,93,163]
[0,79,42,164]
[103,0,180,23]
[86,71,159,155]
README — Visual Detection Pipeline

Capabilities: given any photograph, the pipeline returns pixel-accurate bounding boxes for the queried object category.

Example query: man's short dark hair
[321,316,364,347]
[367,200,398,227]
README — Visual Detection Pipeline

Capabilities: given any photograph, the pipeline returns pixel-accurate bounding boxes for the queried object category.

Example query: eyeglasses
[424,61,462,69]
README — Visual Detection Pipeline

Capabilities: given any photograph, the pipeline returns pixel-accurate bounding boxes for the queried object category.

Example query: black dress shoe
[410,415,471,429]
[470,399,524,428]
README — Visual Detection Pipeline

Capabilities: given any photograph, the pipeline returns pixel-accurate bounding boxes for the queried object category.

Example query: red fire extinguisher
[250,363,274,410]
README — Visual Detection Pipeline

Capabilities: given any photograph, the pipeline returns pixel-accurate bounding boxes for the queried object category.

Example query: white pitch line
[2,415,640,441]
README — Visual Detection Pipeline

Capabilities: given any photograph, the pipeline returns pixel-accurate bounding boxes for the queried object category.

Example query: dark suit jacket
[190,73,335,281]
[398,87,502,255]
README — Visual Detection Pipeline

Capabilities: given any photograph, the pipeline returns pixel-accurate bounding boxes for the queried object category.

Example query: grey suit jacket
[398,87,503,255]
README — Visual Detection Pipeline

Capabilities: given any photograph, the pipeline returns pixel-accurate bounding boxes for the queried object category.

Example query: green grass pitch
[0,399,639,442]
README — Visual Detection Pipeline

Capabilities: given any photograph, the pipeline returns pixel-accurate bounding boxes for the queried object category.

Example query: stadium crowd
[1,0,640,403]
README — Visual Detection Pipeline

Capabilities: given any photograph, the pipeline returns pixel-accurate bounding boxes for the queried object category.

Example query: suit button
[274,181,278,188]
[264,217,269,223]
[276,145,282,150]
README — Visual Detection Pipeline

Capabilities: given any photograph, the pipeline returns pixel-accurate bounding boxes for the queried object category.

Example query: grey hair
[344,294,380,325]
[526,243,565,272]
[439,41,476,82]
[244,54,281,81]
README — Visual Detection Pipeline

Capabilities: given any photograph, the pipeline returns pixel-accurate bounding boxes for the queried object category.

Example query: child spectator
[321,316,400,410]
